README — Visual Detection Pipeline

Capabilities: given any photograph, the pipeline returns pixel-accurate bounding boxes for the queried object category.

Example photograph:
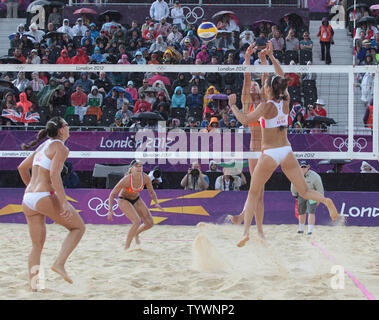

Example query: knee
[146,219,154,229]
[132,219,142,228]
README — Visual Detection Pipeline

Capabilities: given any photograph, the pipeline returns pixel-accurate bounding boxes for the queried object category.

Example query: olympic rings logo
[177,6,204,25]
[88,197,124,217]
[332,137,368,152]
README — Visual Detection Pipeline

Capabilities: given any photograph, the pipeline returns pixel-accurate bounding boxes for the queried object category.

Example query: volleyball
[197,21,218,42]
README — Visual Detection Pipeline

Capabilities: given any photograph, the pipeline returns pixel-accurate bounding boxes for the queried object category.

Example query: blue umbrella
[106,86,133,103]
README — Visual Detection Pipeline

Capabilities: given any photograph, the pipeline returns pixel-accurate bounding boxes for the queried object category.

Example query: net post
[373,68,379,159]
[347,67,355,158]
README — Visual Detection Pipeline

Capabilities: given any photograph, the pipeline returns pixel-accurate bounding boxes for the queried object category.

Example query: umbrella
[252,20,274,30]
[212,10,239,24]
[347,3,369,13]
[101,22,120,33]
[99,10,122,22]
[132,112,164,121]
[357,16,376,25]
[0,56,23,64]
[43,31,66,39]
[305,116,336,127]
[73,8,97,15]
[205,94,229,100]
[9,33,36,42]
[370,5,379,16]
[144,87,161,93]
[280,13,304,28]
[0,80,15,88]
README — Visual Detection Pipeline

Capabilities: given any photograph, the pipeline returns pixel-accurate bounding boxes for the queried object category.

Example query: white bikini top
[32,139,64,171]
[260,99,288,129]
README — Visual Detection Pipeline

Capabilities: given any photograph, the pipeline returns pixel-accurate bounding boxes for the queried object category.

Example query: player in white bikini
[18,116,85,290]
[229,43,339,247]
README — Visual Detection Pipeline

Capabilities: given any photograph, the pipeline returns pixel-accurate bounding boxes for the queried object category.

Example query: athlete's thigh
[35,194,84,231]
[118,199,141,224]
[133,199,153,224]
[250,153,278,193]
[23,203,46,246]
[280,152,308,193]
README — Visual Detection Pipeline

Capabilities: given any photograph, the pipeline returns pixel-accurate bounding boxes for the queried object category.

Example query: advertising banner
[1,189,378,227]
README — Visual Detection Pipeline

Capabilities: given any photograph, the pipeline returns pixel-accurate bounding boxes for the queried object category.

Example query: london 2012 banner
[0,131,377,173]
[0,189,378,227]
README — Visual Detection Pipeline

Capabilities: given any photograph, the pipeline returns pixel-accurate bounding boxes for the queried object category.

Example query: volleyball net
[0,63,378,166]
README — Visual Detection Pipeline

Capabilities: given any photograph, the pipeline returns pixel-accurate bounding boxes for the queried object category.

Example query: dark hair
[21,116,64,150]
[267,75,288,101]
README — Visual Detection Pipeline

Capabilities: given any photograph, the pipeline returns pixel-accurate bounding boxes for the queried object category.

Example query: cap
[315,98,325,105]
[31,49,38,53]
[127,80,134,86]
[115,113,122,120]
[188,117,196,123]
[299,160,310,167]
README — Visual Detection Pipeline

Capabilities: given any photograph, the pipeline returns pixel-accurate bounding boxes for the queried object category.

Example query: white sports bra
[260,99,288,129]
[32,139,64,171]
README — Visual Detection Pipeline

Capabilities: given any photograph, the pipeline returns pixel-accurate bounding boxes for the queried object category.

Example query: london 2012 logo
[88,197,124,217]
[332,137,368,152]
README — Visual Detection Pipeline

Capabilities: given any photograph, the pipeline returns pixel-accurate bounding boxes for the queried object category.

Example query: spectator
[149,35,167,54]
[207,117,221,132]
[5,0,18,18]
[148,166,164,189]
[62,162,80,188]
[215,167,246,191]
[308,99,327,117]
[24,86,38,111]
[171,1,185,31]
[217,31,235,51]
[285,62,301,87]
[110,113,126,131]
[10,32,21,48]
[37,77,59,109]
[365,22,378,40]
[48,6,62,30]
[207,160,221,173]
[71,84,88,122]
[149,73,171,87]
[285,29,300,52]
[255,32,268,50]
[187,85,203,109]
[167,25,183,46]
[26,23,45,43]
[72,18,88,37]
[71,48,89,64]
[172,73,188,94]
[196,45,210,64]
[219,112,231,128]
[150,0,170,23]
[240,30,255,47]
[115,100,133,126]
[156,17,171,38]
[13,72,29,93]
[73,72,92,94]
[90,47,106,63]
[86,86,103,121]
[280,13,295,36]
[126,81,138,102]
[56,49,72,64]
[50,84,68,112]
[363,101,373,130]
[104,88,118,110]
[302,61,317,81]
[291,160,325,234]
[180,162,209,190]
[117,53,131,65]
[357,40,372,64]
[141,16,153,35]
[171,86,186,108]
[360,73,374,105]
[203,85,220,110]
[132,51,147,64]
[148,53,160,64]
[300,32,313,52]
[317,17,334,65]
[152,79,171,101]
[185,116,198,130]
[143,22,159,43]
[138,79,150,97]
[134,93,152,114]
[13,48,26,64]
[96,30,109,47]
[57,19,75,39]
[94,71,112,94]
[16,92,32,113]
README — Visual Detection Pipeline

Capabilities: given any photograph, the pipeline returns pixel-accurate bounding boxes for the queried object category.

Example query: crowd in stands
[0,0,345,134]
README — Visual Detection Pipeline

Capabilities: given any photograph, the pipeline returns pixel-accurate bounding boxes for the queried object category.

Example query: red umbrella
[73,8,97,15]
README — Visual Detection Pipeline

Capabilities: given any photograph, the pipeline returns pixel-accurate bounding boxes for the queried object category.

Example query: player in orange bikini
[107,159,163,249]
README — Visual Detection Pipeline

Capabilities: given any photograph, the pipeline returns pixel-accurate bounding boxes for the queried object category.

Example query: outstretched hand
[245,42,257,59]
[228,93,237,107]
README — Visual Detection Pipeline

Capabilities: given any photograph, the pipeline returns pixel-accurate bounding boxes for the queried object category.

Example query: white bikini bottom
[262,145,292,165]
[23,191,54,211]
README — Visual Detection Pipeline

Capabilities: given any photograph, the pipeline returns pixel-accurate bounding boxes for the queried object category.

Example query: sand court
[0,222,378,300]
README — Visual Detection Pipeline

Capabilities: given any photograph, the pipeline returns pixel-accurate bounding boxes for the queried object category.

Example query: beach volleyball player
[18,117,85,290]
[229,43,339,247]
[107,160,163,250]
[228,42,265,233]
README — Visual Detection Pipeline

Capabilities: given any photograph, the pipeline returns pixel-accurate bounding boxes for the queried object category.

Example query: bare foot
[51,264,73,284]
[325,198,339,222]
[237,234,250,247]
[227,214,244,225]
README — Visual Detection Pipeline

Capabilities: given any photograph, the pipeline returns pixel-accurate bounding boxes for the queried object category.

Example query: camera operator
[180,162,209,190]
[148,166,164,189]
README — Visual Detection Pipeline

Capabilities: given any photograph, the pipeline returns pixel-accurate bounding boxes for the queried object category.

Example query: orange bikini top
[124,173,144,193]
[249,103,260,127]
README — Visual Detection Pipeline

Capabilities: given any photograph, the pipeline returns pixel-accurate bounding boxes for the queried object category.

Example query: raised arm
[241,42,257,113]
[229,94,266,126]
[258,47,269,101]
[266,40,284,78]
